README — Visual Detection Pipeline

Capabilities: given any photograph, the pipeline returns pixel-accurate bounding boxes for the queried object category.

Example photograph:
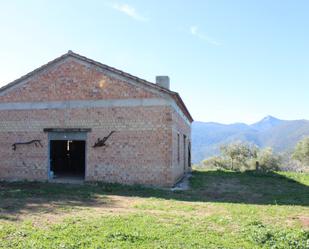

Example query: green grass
[0,169,308,248]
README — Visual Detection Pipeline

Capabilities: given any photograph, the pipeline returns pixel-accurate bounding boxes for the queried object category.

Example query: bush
[202,156,230,170]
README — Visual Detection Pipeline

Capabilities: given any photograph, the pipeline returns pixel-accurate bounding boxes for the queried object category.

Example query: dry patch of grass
[298,216,309,229]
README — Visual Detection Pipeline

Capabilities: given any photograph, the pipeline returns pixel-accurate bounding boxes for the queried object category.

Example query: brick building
[0,51,193,187]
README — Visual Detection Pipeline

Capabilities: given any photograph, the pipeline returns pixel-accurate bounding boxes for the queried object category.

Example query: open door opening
[50,140,85,180]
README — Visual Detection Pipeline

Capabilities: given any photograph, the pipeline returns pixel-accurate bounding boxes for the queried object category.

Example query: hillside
[192,116,309,163]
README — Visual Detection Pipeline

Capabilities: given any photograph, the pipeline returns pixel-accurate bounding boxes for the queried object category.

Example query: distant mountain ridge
[192,116,309,163]
[251,115,283,131]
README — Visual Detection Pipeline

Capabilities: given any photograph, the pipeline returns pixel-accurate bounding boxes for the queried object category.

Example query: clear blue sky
[0,1,308,124]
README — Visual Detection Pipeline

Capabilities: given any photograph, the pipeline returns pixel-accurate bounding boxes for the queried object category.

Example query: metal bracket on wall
[93,131,115,148]
[12,140,43,151]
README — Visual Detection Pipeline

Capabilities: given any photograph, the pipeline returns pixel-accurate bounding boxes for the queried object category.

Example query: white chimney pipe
[156,76,170,89]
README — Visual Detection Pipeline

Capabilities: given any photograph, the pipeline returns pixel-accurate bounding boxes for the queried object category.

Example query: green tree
[220,142,258,170]
[292,137,309,166]
[256,147,281,172]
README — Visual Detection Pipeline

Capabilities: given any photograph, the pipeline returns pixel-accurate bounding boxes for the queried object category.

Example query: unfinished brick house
[0,51,193,187]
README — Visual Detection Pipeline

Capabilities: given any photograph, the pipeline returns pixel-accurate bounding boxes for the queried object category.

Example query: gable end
[0,51,193,122]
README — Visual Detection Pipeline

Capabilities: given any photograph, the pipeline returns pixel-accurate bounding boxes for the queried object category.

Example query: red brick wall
[0,131,47,181]
[0,58,159,102]
[171,109,191,183]
[0,106,173,186]
[0,57,190,187]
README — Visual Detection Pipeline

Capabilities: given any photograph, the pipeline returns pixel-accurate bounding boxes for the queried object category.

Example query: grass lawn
[0,169,308,248]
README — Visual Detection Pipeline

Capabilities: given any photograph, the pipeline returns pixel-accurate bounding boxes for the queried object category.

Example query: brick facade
[0,52,192,187]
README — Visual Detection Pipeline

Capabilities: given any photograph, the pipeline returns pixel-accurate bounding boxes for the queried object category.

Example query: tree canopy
[292,137,309,166]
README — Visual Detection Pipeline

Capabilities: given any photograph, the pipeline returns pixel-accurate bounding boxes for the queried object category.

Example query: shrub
[202,156,230,170]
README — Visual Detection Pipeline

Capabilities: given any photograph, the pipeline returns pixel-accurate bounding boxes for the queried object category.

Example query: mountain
[192,116,309,163]
[251,115,283,131]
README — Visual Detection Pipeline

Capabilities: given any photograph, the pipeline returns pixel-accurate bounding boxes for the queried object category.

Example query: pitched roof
[0,50,193,122]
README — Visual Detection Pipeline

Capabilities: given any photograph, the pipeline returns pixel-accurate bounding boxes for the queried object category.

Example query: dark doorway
[50,140,85,179]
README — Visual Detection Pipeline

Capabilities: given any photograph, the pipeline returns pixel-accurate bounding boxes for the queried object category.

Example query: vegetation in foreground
[0,169,308,248]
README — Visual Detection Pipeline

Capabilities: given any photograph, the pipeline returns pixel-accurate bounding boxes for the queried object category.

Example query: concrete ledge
[0,98,191,126]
